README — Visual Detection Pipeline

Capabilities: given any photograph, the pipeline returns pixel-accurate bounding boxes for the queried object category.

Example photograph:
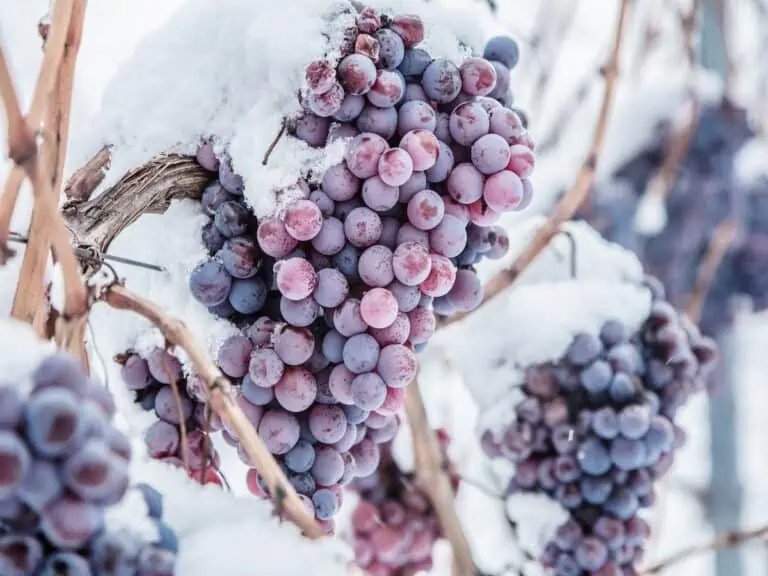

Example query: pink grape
[355,33,380,63]
[446,269,483,311]
[378,148,413,187]
[293,112,330,147]
[309,406,348,445]
[425,141,454,183]
[306,82,344,117]
[370,312,410,345]
[351,437,381,477]
[460,57,498,96]
[395,223,429,248]
[407,189,444,231]
[360,288,399,329]
[407,308,436,344]
[280,296,319,327]
[357,105,398,139]
[217,334,253,378]
[322,163,361,202]
[248,317,277,347]
[343,334,381,374]
[144,421,179,458]
[397,101,437,135]
[379,217,400,248]
[275,368,317,412]
[334,298,368,337]
[358,245,395,287]
[391,14,425,47]
[346,133,388,179]
[311,445,345,486]
[365,411,390,430]
[362,176,399,212]
[305,60,336,95]
[62,439,127,502]
[392,241,431,285]
[275,257,317,301]
[388,281,422,313]
[274,326,315,366]
[333,94,366,122]
[377,344,418,388]
[483,170,524,211]
[367,70,405,108]
[429,214,467,258]
[41,496,103,549]
[352,500,380,535]
[356,7,381,33]
[443,197,470,223]
[467,198,500,225]
[314,267,350,308]
[312,217,346,255]
[329,364,356,405]
[338,54,377,95]
[506,144,535,178]
[351,372,387,411]
[375,388,406,418]
[398,171,427,203]
[449,102,490,145]
[257,218,299,258]
[258,410,300,455]
[446,162,485,204]
[344,207,383,248]
[471,133,511,175]
[489,107,525,143]
[283,199,323,241]
[399,130,439,171]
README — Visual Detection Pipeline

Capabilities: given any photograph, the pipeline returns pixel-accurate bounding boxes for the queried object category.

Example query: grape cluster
[347,430,458,575]
[120,348,224,487]
[578,102,760,335]
[0,352,177,575]
[481,278,718,575]
[184,4,534,526]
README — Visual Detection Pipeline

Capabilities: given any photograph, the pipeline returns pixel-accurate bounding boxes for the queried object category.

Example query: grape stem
[262,118,287,165]
[0,0,89,332]
[162,350,191,473]
[404,381,477,575]
[101,283,328,540]
[685,218,739,324]
[440,0,632,331]
[642,522,768,574]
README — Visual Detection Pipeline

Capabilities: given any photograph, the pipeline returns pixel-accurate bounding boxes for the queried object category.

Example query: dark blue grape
[284,439,316,474]
[610,437,647,471]
[609,373,637,404]
[580,475,613,505]
[399,48,432,77]
[592,407,619,439]
[483,36,520,69]
[202,222,226,254]
[576,438,611,475]
[565,333,603,366]
[312,488,339,520]
[605,487,639,520]
[189,260,232,306]
[136,483,164,520]
[214,201,250,238]
[228,277,267,314]
[580,360,613,394]
[287,472,316,496]
[201,182,232,214]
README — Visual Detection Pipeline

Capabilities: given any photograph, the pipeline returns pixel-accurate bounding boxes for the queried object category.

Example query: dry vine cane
[440,0,632,330]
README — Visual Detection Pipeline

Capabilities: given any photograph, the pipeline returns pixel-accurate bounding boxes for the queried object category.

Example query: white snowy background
[0,0,767,574]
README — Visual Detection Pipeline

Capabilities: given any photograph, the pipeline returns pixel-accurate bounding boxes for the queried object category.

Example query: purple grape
[24,388,85,457]
[228,277,268,314]
[361,176,399,212]
[420,254,457,298]
[120,356,152,392]
[379,217,400,248]
[483,35,520,69]
[346,133,388,179]
[333,299,368,337]
[201,183,231,215]
[0,431,30,500]
[397,101,437,136]
[580,360,613,394]
[311,268,349,309]
[406,189,444,231]
[242,375,275,406]
[144,421,179,458]
[257,218,299,258]
[356,105,398,139]
[471,133,511,175]
[344,207,383,248]
[421,59,461,103]
[213,201,249,238]
[189,260,232,307]
[322,331,346,364]
[618,405,651,439]
[306,82,344,117]
[322,163,361,202]
[196,139,220,171]
[488,61,510,100]
[378,148,413,187]
[350,372,387,411]
[202,222,225,254]
[581,475,613,505]
[425,141,454,183]
[137,547,176,575]
[311,446,345,487]
[566,333,603,366]
[154,386,192,425]
[41,495,103,548]
[604,488,639,520]
[489,107,525,143]
[460,57,497,96]
[280,296,319,327]
[375,28,405,69]
[309,190,335,217]
[305,60,336,95]
[360,288,399,329]
[338,54,377,95]
[577,437,611,475]
[311,217,346,256]
[293,112,331,147]
[275,257,317,301]
[429,214,467,258]
[218,155,244,195]
[376,344,417,388]
[446,162,485,205]
[283,199,323,242]
[449,102,490,146]
[400,129,439,172]
[407,307,436,344]
[399,47,432,76]
[367,70,405,108]
[333,94,366,123]
[398,171,427,204]
[445,269,482,312]
[275,368,317,412]
[388,281,421,313]
[219,237,260,279]
[216,334,253,378]
[343,334,381,374]
[63,438,128,503]
[309,405,347,445]
[574,537,608,572]
[258,410,300,455]
[402,82,429,103]
[274,326,315,366]
[358,245,395,287]
[332,244,361,279]
[334,198,363,221]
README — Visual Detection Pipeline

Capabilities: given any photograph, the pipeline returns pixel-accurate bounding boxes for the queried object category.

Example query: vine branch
[440,0,631,330]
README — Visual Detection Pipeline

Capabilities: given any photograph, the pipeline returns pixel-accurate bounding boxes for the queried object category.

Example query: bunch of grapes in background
[481,277,718,575]
[0,352,177,575]
[119,347,225,487]
[177,1,535,528]
[346,430,459,575]
[578,101,760,336]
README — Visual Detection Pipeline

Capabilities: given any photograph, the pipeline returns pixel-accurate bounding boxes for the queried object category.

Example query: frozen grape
[293,112,331,147]
[421,59,461,103]
[429,214,467,258]
[407,308,436,344]
[329,364,355,405]
[392,241,431,286]
[274,326,315,366]
[283,199,323,242]
[390,14,424,48]
[402,82,429,103]
[145,421,179,458]
[309,405,348,445]
[24,388,85,457]
[362,176,399,212]
[306,82,344,117]
[399,170,427,203]
[280,296,319,327]
[350,437,380,478]
[460,57,497,96]
[312,217,346,256]
[214,201,249,238]
[63,439,127,503]
[257,410,300,455]
[201,183,230,215]
[397,101,437,135]
[446,269,483,312]
[189,260,232,306]
[425,140,454,183]
[247,317,277,347]
[323,163,361,202]
[257,217,299,258]
[217,334,253,378]
[346,133,388,179]
[376,28,405,69]
[218,156,244,195]
[406,189,444,231]
[483,35,520,69]
[311,446,345,487]
[399,130,439,172]
[196,139,220,172]
[506,144,535,178]
[360,288,399,329]
[471,133,511,175]
[275,368,317,412]
[449,102,490,146]
[420,254,457,297]
[345,207,383,248]
[358,245,395,287]
[305,60,336,95]
[343,334,381,374]
[367,70,405,108]
[388,281,421,313]
[379,217,400,248]
[322,331,347,364]
[275,257,317,301]
[334,299,368,337]
[399,47,431,76]
[489,107,525,143]
[350,373,387,411]
[220,237,260,279]
[228,277,268,314]
[338,54,377,95]
[446,162,485,204]
[378,148,413,187]
[357,105,398,139]
[41,495,103,549]
[314,268,350,308]
[154,386,192,425]
[121,356,152,392]
[309,190,335,217]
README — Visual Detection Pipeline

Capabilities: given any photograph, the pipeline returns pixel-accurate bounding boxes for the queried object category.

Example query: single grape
[189,260,232,307]
[392,241,431,286]
[228,277,268,314]
[218,155,244,195]
[333,298,368,337]
[0,534,43,576]
[346,133,388,179]
[483,36,520,69]
[24,388,85,457]
[397,101,437,136]
[489,107,525,143]
[313,267,350,309]
[293,112,331,147]
[258,410,300,455]
[201,182,231,215]
[390,14,425,48]
[399,48,431,76]
[429,214,467,258]
[406,189,445,231]
[257,218,299,259]
[367,70,405,108]
[202,222,226,254]
[399,130,439,172]
[471,133,511,176]
[360,288,399,329]
[449,102,490,146]
[274,326,315,366]
[398,171,428,204]
[338,54,377,95]
[566,333,603,366]
[425,140,454,184]
[311,217,346,256]
[283,200,323,242]
[333,94,366,123]
[460,57,497,96]
[279,296,319,327]
[309,405,348,445]
[305,60,336,94]
[407,308,436,344]
[306,82,344,117]
[219,237,260,279]
[356,105,398,139]
[446,162,485,205]
[214,201,249,238]
[506,144,535,178]
[577,437,612,475]
[274,368,317,413]
[196,139,220,171]
[376,28,405,69]
[350,373,387,410]
[361,176,399,212]
[345,207,383,248]
[350,437,380,477]
[41,495,103,548]
[358,245,395,288]
[309,190,335,218]
[247,317,277,347]
[420,254,457,297]
[120,355,152,392]
[446,269,482,312]
[376,343,418,388]
[275,257,317,301]
[421,59,461,103]
[377,148,413,187]
[618,405,652,439]
[322,163,361,202]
